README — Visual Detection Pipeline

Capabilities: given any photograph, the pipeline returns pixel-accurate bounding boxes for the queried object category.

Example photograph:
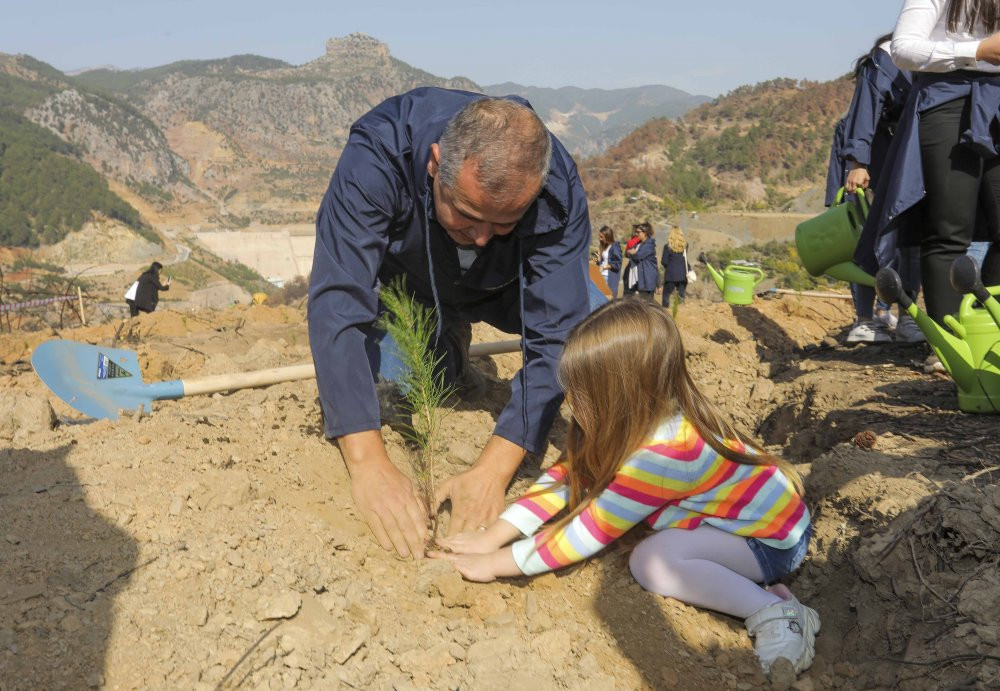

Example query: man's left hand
[434,435,524,535]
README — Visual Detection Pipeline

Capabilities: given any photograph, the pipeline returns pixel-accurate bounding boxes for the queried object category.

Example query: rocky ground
[1,291,999,690]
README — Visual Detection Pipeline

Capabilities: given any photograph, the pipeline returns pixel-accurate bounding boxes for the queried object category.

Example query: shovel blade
[31,340,165,420]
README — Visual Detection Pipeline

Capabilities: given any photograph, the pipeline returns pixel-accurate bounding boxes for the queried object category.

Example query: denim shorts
[746,523,812,585]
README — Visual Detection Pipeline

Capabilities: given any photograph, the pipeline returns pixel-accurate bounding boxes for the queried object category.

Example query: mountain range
[0,33,850,249]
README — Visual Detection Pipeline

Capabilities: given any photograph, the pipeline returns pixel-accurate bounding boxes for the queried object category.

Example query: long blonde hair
[667,226,686,253]
[540,300,803,537]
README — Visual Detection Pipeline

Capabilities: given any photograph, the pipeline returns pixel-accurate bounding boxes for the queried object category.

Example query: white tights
[628,525,783,619]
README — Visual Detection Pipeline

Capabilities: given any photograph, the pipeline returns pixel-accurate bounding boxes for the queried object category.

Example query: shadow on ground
[0,445,138,689]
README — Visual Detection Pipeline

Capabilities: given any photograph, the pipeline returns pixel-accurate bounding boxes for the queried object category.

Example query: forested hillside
[580,77,855,211]
[0,64,149,247]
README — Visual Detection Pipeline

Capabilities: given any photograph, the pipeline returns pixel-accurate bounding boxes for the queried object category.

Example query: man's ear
[427,143,441,178]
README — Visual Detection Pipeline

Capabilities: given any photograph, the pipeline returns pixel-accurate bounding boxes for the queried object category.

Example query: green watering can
[700,254,766,305]
[795,188,876,287]
[876,256,1000,414]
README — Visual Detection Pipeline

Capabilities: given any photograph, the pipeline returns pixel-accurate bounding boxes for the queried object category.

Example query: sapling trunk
[377,277,455,540]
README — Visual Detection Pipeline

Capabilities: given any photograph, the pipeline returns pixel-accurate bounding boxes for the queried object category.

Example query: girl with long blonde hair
[661,225,691,305]
[432,300,819,676]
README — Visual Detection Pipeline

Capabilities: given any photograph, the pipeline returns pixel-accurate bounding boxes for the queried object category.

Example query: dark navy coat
[825,47,912,206]
[854,72,1000,273]
[133,268,168,312]
[661,246,688,283]
[605,242,622,273]
[627,238,658,292]
[307,87,591,454]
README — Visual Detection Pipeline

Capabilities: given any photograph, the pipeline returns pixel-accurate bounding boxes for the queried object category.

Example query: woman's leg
[919,98,981,323]
[850,283,876,320]
[677,281,687,300]
[661,281,675,307]
[629,525,783,619]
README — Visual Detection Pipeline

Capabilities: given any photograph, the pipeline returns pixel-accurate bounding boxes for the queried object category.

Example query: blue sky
[0,1,903,96]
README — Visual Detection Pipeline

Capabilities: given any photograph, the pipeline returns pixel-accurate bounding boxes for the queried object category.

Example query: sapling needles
[377,277,455,537]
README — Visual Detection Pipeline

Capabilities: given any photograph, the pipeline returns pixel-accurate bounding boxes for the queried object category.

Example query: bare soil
[1,294,998,690]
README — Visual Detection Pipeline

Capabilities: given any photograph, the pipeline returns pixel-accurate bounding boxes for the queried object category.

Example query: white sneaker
[875,310,898,330]
[745,597,821,674]
[895,315,926,343]
[846,320,892,343]
[923,354,946,374]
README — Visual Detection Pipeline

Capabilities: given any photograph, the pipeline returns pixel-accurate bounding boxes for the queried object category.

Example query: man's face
[428,143,540,249]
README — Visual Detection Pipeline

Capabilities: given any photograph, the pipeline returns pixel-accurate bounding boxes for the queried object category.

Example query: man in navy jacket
[308,88,593,558]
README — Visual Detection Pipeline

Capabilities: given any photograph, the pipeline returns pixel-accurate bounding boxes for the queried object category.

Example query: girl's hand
[436,530,498,555]
[436,519,522,554]
[428,546,522,583]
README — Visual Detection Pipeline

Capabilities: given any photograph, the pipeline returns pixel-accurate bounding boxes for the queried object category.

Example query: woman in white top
[889,0,1000,322]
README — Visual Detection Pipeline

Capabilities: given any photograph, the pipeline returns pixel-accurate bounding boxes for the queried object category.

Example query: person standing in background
[625,222,657,301]
[827,33,917,343]
[857,0,1000,343]
[596,226,623,298]
[660,225,690,306]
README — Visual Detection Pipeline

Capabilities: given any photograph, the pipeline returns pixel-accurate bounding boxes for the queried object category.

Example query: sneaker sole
[777,605,820,674]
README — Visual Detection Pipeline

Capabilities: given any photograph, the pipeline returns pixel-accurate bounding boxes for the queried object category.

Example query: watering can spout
[875,268,976,389]
[705,261,725,293]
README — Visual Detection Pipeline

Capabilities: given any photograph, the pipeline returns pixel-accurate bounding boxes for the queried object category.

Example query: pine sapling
[377,277,455,538]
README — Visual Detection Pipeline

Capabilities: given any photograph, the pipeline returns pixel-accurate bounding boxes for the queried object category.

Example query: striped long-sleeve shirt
[500,413,810,576]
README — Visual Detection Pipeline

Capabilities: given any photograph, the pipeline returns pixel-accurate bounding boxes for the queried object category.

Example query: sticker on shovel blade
[97,353,133,380]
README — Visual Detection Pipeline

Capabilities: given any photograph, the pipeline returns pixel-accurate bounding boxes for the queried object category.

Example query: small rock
[792,676,816,691]
[168,496,185,516]
[138,435,151,445]
[334,625,369,665]
[448,642,466,661]
[524,591,538,620]
[768,659,796,690]
[432,569,468,608]
[260,592,302,621]
[485,611,515,628]
[190,606,209,627]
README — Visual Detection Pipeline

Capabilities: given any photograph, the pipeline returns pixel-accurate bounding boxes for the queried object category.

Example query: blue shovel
[31,338,520,420]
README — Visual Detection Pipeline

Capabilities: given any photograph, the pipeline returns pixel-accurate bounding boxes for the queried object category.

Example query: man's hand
[435,435,524,535]
[845,164,870,194]
[340,430,429,558]
[977,34,1000,65]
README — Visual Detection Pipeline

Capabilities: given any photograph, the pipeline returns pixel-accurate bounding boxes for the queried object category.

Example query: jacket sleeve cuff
[499,503,546,536]
[955,40,981,67]
[510,537,549,576]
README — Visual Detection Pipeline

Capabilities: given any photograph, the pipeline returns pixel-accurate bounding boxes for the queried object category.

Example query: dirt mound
[2,294,999,690]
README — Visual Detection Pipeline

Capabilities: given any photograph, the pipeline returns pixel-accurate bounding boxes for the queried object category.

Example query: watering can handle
[751,266,766,285]
[832,186,869,216]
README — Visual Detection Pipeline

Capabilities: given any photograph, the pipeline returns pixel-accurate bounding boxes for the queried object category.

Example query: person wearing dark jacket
[308,88,602,558]
[624,222,657,300]
[596,225,622,297]
[127,262,170,317]
[660,226,690,305]
[827,34,917,343]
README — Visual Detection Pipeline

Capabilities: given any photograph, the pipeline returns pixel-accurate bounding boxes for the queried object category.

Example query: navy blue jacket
[133,268,168,312]
[661,246,688,283]
[825,47,912,206]
[855,72,1000,273]
[605,242,622,273]
[627,238,658,292]
[307,87,591,454]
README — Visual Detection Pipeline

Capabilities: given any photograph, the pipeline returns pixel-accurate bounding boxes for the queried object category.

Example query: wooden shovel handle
[180,339,522,397]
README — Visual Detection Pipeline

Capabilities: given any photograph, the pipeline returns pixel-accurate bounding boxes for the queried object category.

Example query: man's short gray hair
[437,98,552,202]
